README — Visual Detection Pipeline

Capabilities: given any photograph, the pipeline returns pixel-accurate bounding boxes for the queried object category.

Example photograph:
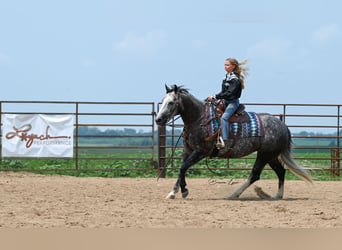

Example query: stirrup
[216,136,225,149]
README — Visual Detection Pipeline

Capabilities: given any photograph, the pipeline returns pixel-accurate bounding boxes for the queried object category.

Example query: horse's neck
[179,94,204,128]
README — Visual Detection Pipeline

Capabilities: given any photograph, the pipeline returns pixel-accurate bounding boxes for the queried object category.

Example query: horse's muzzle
[155,117,167,126]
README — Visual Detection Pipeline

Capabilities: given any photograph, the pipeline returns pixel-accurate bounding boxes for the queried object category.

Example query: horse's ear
[165,84,172,93]
[173,84,179,93]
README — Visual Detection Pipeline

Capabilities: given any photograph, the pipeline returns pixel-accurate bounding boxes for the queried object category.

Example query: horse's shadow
[206,197,310,202]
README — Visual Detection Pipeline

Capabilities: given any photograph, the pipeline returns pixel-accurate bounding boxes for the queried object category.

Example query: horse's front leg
[166,150,204,199]
[166,179,180,199]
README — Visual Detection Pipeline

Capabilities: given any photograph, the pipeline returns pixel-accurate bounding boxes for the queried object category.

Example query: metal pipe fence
[0,101,156,172]
[0,101,341,177]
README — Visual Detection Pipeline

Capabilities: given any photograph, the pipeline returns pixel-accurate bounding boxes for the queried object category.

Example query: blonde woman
[209,57,248,149]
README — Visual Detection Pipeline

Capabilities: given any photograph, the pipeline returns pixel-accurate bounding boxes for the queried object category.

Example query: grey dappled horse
[155,84,312,200]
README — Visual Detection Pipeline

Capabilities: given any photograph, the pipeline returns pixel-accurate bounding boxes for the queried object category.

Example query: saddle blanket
[205,102,264,138]
[229,112,264,138]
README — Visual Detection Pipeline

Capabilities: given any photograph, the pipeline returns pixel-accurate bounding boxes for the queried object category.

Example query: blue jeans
[221,99,239,140]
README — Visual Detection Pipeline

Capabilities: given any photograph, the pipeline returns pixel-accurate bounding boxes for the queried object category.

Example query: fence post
[75,103,79,171]
[158,125,166,178]
[331,148,340,176]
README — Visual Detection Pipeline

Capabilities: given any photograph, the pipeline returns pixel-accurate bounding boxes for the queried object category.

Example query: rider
[209,57,248,149]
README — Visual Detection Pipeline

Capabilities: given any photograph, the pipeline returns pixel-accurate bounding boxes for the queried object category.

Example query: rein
[165,115,182,126]
[204,157,231,178]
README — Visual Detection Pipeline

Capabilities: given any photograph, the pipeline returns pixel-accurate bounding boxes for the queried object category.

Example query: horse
[155,84,312,200]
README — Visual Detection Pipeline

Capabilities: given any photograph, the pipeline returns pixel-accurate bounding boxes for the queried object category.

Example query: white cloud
[246,38,292,60]
[113,31,167,56]
[312,23,339,44]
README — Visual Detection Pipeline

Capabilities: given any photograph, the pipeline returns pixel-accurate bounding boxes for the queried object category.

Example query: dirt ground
[1,172,342,228]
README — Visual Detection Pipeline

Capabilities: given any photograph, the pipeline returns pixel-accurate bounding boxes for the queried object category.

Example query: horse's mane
[167,84,190,94]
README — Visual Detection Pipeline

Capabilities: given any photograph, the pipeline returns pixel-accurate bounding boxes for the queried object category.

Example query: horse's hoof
[181,189,189,199]
[166,191,176,199]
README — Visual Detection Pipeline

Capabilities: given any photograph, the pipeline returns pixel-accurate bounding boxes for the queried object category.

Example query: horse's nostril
[156,117,166,125]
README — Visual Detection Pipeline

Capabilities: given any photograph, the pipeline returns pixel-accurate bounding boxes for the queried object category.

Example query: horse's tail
[279,128,313,184]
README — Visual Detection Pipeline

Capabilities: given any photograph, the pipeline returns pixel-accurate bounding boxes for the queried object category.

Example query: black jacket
[215,72,242,101]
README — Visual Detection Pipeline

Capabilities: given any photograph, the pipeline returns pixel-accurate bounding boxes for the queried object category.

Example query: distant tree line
[76,127,342,147]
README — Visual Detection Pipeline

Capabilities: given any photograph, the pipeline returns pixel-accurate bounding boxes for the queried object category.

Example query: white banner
[2,114,74,157]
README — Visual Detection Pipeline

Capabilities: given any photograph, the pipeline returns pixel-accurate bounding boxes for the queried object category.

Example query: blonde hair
[226,58,249,89]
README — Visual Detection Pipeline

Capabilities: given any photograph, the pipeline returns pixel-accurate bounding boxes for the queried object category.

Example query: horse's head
[155,84,183,126]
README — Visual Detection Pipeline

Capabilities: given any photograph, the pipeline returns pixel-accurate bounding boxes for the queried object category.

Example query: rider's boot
[216,136,225,149]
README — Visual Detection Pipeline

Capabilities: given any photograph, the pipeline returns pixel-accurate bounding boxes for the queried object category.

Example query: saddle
[216,100,250,123]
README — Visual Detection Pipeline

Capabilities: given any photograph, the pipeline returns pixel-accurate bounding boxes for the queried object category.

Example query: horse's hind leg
[228,155,267,199]
[268,158,286,199]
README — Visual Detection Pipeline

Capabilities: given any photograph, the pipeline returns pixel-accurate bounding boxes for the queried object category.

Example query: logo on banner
[6,124,71,148]
[2,114,74,157]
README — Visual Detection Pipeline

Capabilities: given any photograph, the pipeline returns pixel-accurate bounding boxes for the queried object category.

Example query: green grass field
[0,149,340,181]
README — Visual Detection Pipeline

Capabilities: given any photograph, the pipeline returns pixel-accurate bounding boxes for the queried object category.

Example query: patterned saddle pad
[229,112,264,138]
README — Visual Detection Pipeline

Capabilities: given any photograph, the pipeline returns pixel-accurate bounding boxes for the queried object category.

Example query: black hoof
[182,189,189,198]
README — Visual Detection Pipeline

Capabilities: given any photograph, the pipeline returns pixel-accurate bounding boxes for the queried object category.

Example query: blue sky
[1,0,341,104]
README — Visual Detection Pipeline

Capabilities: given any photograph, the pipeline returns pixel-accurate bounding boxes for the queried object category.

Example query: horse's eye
[168,101,174,106]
